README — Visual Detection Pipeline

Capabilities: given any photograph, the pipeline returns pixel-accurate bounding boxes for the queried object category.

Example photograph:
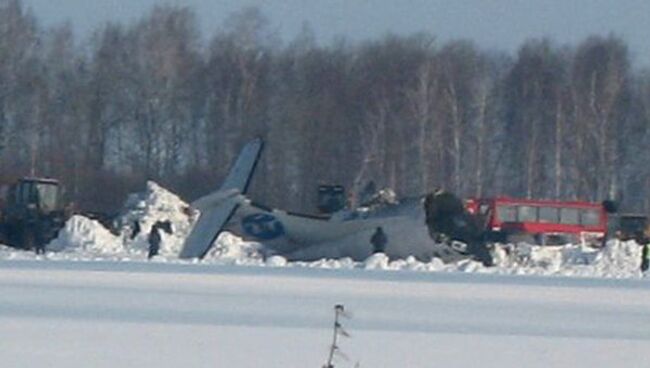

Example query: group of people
[130,220,173,259]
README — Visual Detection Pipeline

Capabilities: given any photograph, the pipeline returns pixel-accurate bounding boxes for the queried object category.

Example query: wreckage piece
[180,139,493,266]
[424,191,492,266]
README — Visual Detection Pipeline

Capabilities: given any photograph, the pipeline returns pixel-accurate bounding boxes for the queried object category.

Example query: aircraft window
[581,209,600,226]
[517,206,537,222]
[539,207,559,223]
[560,208,579,225]
[496,205,516,222]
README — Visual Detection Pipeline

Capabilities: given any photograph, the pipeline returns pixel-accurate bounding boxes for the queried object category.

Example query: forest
[1,0,649,214]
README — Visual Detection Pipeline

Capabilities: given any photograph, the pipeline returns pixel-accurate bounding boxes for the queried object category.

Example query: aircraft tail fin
[179,138,264,259]
[218,138,263,194]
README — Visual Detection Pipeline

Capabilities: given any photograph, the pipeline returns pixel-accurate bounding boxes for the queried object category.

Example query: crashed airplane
[179,139,493,266]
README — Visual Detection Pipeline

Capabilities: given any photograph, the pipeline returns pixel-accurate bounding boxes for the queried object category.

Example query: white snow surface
[47,215,123,254]
[0,260,649,368]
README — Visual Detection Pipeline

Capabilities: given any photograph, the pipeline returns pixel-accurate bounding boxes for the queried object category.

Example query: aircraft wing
[179,139,263,259]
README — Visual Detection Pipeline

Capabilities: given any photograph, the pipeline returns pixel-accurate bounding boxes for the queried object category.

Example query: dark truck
[0,177,67,250]
[608,213,649,244]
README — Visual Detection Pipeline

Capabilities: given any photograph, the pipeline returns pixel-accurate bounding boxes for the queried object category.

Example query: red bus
[465,197,608,246]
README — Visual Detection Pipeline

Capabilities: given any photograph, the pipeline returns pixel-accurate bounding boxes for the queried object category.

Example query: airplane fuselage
[226,196,469,263]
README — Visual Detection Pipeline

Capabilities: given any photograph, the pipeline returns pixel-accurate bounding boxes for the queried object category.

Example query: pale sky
[21,0,650,66]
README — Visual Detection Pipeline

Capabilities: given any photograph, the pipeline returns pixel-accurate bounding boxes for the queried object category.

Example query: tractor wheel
[22,228,36,250]
[0,224,9,246]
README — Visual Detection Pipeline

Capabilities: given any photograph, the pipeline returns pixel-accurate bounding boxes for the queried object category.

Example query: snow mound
[117,181,194,256]
[363,253,390,269]
[48,215,123,254]
[204,232,263,262]
[489,240,642,278]
[266,255,288,267]
[591,240,642,277]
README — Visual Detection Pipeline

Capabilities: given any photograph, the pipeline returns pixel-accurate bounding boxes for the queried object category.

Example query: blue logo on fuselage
[241,213,285,240]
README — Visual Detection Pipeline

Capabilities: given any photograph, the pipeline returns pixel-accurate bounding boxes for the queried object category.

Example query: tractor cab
[6,178,62,216]
[0,177,65,250]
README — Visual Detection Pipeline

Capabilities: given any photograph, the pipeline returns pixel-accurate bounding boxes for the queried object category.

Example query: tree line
[1,0,649,214]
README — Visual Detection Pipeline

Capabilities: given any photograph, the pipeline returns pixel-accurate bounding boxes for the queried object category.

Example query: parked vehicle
[465,197,608,246]
[0,177,68,250]
[608,213,649,244]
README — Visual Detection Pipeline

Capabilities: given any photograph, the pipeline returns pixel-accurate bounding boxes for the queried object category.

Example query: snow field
[0,261,649,368]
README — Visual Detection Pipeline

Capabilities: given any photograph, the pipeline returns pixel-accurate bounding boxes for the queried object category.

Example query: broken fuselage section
[179,139,493,266]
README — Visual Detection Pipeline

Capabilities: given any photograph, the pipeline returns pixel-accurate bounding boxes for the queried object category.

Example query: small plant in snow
[322,304,353,368]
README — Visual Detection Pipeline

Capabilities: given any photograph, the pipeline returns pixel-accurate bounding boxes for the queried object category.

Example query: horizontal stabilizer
[179,198,239,259]
[179,139,264,259]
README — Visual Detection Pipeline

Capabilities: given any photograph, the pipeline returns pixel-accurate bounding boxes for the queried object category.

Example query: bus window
[581,209,600,226]
[517,206,537,222]
[560,208,579,225]
[496,205,516,222]
[539,207,559,223]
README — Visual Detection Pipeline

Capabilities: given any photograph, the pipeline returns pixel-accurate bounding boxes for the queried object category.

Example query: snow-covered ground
[1,260,649,368]
[1,182,650,367]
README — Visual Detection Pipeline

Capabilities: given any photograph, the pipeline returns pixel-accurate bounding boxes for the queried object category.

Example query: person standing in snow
[148,223,161,259]
[33,232,45,255]
[370,227,387,254]
[641,243,650,274]
[130,221,141,240]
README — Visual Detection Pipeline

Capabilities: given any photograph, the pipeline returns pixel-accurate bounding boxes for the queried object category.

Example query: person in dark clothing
[34,238,45,255]
[148,223,162,259]
[370,227,387,254]
[30,225,45,255]
[131,221,141,240]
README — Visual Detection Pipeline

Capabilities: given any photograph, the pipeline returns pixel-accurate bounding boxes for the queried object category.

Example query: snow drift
[116,181,194,256]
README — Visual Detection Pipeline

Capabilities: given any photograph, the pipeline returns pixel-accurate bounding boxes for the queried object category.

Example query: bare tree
[571,35,630,200]
[503,39,566,198]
